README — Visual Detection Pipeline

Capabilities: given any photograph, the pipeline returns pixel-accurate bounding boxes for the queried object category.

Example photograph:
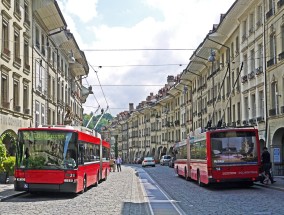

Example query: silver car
[142,157,155,167]
[160,155,171,166]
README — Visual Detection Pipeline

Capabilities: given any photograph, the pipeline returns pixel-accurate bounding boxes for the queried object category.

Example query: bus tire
[104,169,108,181]
[176,166,179,176]
[184,168,189,181]
[80,175,87,194]
[83,175,87,192]
[197,171,204,187]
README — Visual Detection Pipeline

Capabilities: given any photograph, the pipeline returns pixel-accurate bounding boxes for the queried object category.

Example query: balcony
[24,108,30,115]
[278,51,284,61]
[257,116,265,122]
[266,8,274,20]
[14,105,21,112]
[1,48,11,61]
[267,58,275,67]
[278,0,284,8]
[269,108,276,116]
[248,71,255,80]
[256,67,263,75]
[2,101,10,109]
[13,57,22,69]
[241,75,248,83]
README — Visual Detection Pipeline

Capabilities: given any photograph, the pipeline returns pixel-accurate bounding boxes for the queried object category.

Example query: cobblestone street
[0,166,150,215]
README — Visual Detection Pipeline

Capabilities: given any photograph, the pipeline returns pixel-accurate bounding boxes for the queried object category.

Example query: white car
[160,155,171,166]
[142,157,155,167]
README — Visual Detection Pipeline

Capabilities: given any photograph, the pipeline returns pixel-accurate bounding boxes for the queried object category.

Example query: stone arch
[151,148,155,158]
[271,127,284,175]
[161,147,167,157]
[168,146,174,156]
[0,129,17,156]
[157,146,163,158]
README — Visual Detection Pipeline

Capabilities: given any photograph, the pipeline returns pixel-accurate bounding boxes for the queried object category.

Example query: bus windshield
[17,130,77,170]
[210,130,258,166]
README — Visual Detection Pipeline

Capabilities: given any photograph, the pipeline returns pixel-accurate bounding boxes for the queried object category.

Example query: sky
[57,0,236,117]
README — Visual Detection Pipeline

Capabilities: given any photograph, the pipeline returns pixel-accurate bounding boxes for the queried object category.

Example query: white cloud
[59,0,98,23]
[58,0,235,116]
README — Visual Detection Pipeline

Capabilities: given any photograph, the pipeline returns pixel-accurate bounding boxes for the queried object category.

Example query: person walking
[261,147,276,184]
[110,158,116,172]
[116,156,122,172]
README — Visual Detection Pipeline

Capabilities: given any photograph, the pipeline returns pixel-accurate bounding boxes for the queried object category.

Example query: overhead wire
[88,63,111,115]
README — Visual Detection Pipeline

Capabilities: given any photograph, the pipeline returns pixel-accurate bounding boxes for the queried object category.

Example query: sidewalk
[254,176,284,191]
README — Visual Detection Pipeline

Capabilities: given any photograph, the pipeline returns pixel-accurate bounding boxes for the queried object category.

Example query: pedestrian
[116,156,122,172]
[109,157,116,172]
[261,147,276,184]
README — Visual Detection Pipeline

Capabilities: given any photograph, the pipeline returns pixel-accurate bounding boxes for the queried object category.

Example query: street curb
[254,183,284,192]
[0,191,26,202]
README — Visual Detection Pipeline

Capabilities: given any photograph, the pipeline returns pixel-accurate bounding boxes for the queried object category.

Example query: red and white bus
[174,127,261,186]
[14,125,110,194]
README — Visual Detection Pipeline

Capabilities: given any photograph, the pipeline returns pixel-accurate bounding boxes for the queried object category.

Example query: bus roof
[19,125,101,138]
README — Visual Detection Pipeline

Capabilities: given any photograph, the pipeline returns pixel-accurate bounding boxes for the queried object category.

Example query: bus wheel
[104,170,108,181]
[94,172,99,187]
[184,168,189,181]
[197,171,204,187]
[83,176,87,192]
[80,175,87,194]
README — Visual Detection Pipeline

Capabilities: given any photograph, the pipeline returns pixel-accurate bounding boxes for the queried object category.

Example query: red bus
[174,127,261,186]
[14,125,110,194]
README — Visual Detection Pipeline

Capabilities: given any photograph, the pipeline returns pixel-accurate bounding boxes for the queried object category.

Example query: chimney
[129,103,134,112]
[167,75,175,86]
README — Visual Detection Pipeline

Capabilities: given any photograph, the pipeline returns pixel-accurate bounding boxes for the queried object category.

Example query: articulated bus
[174,127,261,186]
[14,125,110,194]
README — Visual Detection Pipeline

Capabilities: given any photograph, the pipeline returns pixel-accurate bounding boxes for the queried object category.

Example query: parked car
[142,157,155,167]
[168,157,176,168]
[135,157,143,164]
[160,155,171,166]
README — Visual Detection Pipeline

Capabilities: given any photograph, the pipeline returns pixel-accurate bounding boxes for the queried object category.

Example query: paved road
[143,165,284,215]
[0,166,150,215]
[1,165,284,215]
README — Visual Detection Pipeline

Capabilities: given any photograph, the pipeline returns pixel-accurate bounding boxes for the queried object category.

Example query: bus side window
[79,144,85,164]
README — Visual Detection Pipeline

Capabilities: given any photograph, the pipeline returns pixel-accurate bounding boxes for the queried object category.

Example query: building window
[23,85,28,110]
[258,43,263,69]
[35,101,40,127]
[244,97,249,119]
[35,26,40,49]
[251,94,256,118]
[41,33,45,56]
[1,74,8,105]
[256,4,262,28]
[249,13,254,34]
[281,25,284,52]
[259,91,264,117]
[268,34,276,66]
[271,81,277,109]
[24,40,29,70]
[13,80,20,108]
[24,1,30,25]
[35,61,42,91]
[14,0,21,16]
[250,49,255,72]
[14,30,20,62]
[48,108,51,124]
[2,19,10,55]
[41,104,45,125]
[244,54,248,76]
